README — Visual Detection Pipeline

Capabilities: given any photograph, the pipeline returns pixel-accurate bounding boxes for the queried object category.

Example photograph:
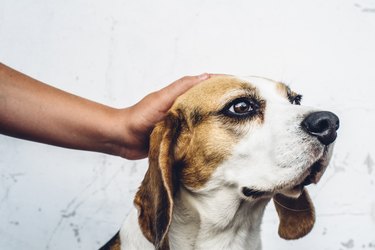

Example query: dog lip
[280,146,332,198]
[300,160,324,186]
[296,147,330,188]
[289,145,331,191]
[245,157,327,199]
[241,187,272,199]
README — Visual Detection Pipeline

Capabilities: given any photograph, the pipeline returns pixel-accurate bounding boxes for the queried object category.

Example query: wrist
[105,107,142,159]
[102,107,128,157]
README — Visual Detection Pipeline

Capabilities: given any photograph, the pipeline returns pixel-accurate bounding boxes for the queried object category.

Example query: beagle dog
[101,76,339,250]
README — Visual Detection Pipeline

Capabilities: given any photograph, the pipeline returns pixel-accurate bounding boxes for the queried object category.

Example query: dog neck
[168,186,270,250]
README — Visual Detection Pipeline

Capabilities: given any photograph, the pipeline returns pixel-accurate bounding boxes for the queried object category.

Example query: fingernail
[197,73,209,80]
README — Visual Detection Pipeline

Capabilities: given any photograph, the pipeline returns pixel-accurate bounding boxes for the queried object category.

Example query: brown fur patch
[276,81,291,98]
[189,108,204,126]
[99,232,121,250]
[175,76,259,119]
[178,119,236,188]
[134,115,180,250]
[169,76,266,189]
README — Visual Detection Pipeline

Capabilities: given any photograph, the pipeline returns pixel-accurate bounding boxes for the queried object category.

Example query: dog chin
[279,145,333,199]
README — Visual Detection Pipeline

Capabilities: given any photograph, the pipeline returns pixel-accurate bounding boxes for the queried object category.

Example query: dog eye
[224,98,258,117]
[231,101,252,113]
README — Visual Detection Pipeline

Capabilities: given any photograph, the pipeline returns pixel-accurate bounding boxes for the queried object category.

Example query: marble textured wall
[1,0,374,249]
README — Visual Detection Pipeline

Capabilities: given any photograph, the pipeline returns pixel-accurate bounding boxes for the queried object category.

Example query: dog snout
[301,111,340,146]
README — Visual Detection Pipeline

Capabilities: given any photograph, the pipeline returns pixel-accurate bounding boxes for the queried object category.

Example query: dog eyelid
[222,97,259,118]
[229,101,253,113]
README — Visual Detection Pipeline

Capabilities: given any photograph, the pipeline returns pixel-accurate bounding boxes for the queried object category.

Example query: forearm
[0,63,123,155]
[0,63,211,159]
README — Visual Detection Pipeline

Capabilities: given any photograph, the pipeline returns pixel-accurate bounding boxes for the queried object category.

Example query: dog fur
[104,76,338,250]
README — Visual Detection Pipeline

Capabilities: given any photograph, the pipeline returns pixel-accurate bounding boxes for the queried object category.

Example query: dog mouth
[241,145,333,199]
[300,160,325,186]
[281,146,333,198]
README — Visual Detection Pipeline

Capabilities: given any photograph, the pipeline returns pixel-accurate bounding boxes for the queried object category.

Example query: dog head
[134,76,339,249]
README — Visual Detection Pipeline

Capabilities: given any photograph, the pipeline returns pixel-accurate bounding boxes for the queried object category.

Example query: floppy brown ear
[273,188,315,240]
[134,112,184,250]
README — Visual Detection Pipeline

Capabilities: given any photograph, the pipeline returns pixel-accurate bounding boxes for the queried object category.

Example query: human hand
[0,63,213,160]
[115,74,211,160]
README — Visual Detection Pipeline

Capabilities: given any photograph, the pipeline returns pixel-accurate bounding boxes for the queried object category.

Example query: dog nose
[301,111,340,146]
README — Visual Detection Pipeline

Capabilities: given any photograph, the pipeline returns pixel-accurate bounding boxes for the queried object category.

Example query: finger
[153,73,210,110]
[209,73,232,77]
[163,73,210,97]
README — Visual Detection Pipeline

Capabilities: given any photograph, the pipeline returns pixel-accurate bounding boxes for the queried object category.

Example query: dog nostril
[302,111,339,146]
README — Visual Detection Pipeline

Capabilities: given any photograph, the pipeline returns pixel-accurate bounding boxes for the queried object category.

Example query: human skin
[0,63,211,159]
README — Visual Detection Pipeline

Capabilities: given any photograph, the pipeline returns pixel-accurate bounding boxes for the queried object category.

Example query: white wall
[1,0,374,249]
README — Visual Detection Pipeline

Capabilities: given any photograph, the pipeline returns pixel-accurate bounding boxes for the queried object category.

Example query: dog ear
[134,111,185,250]
[273,188,315,240]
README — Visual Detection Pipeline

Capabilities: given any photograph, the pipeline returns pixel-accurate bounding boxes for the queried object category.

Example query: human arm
[0,63,210,159]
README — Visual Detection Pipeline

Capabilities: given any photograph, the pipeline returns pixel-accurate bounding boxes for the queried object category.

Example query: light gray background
[1,0,374,249]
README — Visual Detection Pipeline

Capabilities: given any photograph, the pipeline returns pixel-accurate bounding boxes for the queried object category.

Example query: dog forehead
[239,76,290,101]
[172,76,287,112]
[172,76,251,111]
